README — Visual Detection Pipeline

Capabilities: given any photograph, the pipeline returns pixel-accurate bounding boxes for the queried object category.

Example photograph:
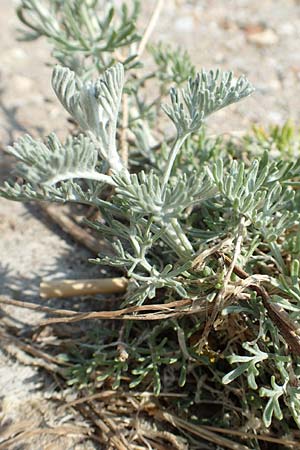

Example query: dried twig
[139,428,187,450]
[1,341,64,375]
[65,390,187,409]
[0,420,40,443]
[90,401,130,449]
[75,403,127,450]
[199,218,245,348]
[203,425,300,448]
[0,326,67,375]
[219,252,300,356]
[137,0,164,58]
[41,298,193,325]
[148,405,251,450]
[192,237,233,270]
[0,295,193,325]
[0,425,91,450]
[40,203,112,255]
[0,295,77,316]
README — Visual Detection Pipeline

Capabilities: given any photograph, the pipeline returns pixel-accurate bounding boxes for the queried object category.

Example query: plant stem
[45,171,116,186]
[137,0,164,58]
[161,134,188,194]
[120,92,129,167]
[269,241,288,275]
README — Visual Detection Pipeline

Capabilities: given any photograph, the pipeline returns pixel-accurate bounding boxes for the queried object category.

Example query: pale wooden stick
[40,277,128,299]
[137,0,164,58]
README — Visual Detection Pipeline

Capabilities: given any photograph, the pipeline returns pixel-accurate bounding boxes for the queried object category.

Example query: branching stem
[199,216,246,349]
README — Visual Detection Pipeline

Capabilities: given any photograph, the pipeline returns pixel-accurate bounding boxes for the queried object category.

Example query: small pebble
[247,29,279,46]
[174,15,195,31]
[267,111,282,123]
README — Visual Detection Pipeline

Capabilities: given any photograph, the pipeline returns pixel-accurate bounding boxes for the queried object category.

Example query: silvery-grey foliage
[113,169,215,221]
[17,0,141,73]
[5,3,300,433]
[163,69,254,136]
[6,133,114,186]
[52,63,125,171]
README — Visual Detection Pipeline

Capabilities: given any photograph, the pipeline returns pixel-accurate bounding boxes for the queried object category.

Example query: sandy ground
[0,0,300,448]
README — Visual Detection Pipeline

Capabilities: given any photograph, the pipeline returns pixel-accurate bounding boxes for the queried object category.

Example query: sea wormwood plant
[3,0,300,445]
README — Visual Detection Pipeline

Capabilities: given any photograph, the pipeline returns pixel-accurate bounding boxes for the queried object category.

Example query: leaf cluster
[17,0,141,73]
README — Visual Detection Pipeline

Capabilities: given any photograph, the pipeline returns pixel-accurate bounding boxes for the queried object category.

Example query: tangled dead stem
[1,1,300,449]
